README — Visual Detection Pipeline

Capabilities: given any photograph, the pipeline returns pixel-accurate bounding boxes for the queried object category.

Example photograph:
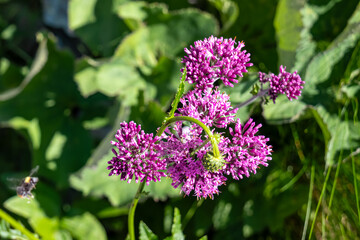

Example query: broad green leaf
[96,59,147,106]
[68,0,97,29]
[4,196,44,219]
[70,153,180,206]
[262,95,307,124]
[209,0,239,33]
[312,106,360,166]
[274,0,304,69]
[294,0,347,73]
[342,84,360,99]
[9,117,41,149]
[114,8,219,67]
[0,35,93,188]
[74,59,98,97]
[242,184,308,235]
[4,196,61,240]
[70,154,138,206]
[139,221,159,240]
[116,2,168,30]
[61,212,107,240]
[303,3,360,95]
[114,26,160,74]
[68,0,129,56]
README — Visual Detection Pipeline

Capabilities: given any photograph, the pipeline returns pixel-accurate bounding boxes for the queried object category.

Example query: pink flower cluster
[108,36,304,199]
[107,121,166,185]
[259,65,305,103]
[181,36,253,89]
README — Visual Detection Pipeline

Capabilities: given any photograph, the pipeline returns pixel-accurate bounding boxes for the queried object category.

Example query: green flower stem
[234,88,269,109]
[156,116,220,157]
[182,198,204,230]
[0,208,38,240]
[128,181,146,240]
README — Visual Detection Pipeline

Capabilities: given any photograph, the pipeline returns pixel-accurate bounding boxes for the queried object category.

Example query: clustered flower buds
[107,121,166,185]
[259,65,304,103]
[181,36,253,89]
[108,36,304,199]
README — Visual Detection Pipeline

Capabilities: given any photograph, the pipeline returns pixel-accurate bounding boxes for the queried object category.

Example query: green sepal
[250,83,260,95]
[202,152,226,172]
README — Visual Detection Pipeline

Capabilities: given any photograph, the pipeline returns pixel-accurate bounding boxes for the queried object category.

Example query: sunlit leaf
[61,212,107,240]
[139,221,159,240]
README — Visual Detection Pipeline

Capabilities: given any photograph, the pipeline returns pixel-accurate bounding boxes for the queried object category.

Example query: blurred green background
[0,0,359,239]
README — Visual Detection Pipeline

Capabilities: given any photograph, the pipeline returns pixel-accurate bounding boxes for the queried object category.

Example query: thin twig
[233,89,269,109]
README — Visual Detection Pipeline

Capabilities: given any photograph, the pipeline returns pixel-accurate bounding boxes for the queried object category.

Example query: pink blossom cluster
[181,36,253,89]
[259,65,305,103]
[108,36,304,199]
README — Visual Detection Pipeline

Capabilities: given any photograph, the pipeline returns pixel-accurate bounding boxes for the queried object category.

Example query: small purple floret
[225,118,272,180]
[177,88,237,128]
[159,118,272,199]
[107,121,166,185]
[259,65,305,103]
[181,36,253,89]
[159,122,229,199]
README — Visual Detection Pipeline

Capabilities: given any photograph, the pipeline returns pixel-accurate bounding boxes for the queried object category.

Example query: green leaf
[74,59,98,98]
[116,2,168,31]
[311,106,360,166]
[68,0,97,30]
[0,33,48,101]
[4,196,61,240]
[166,67,186,120]
[147,56,184,107]
[0,35,93,188]
[343,38,360,84]
[70,154,138,206]
[139,221,159,240]
[274,0,304,69]
[114,7,219,67]
[96,59,147,105]
[262,95,308,124]
[212,201,232,230]
[70,153,180,206]
[303,4,360,95]
[209,0,239,33]
[242,184,308,236]
[223,73,259,122]
[170,208,184,240]
[294,0,346,73]
[61,212,107,240]
[68,0,129,56]
[0,219,28,240]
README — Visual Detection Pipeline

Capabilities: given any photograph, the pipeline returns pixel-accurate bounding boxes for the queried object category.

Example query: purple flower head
[159,122,230,199]
[224,118,272,180]
[177,88,237,128]
[108,121,166,185]
[259,65,305,103]
[181,36,253,89]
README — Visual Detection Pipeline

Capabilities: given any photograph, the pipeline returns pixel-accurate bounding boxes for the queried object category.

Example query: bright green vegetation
[0,0,359,239]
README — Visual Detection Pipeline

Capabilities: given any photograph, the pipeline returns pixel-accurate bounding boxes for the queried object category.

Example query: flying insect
[16,166,39,200]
